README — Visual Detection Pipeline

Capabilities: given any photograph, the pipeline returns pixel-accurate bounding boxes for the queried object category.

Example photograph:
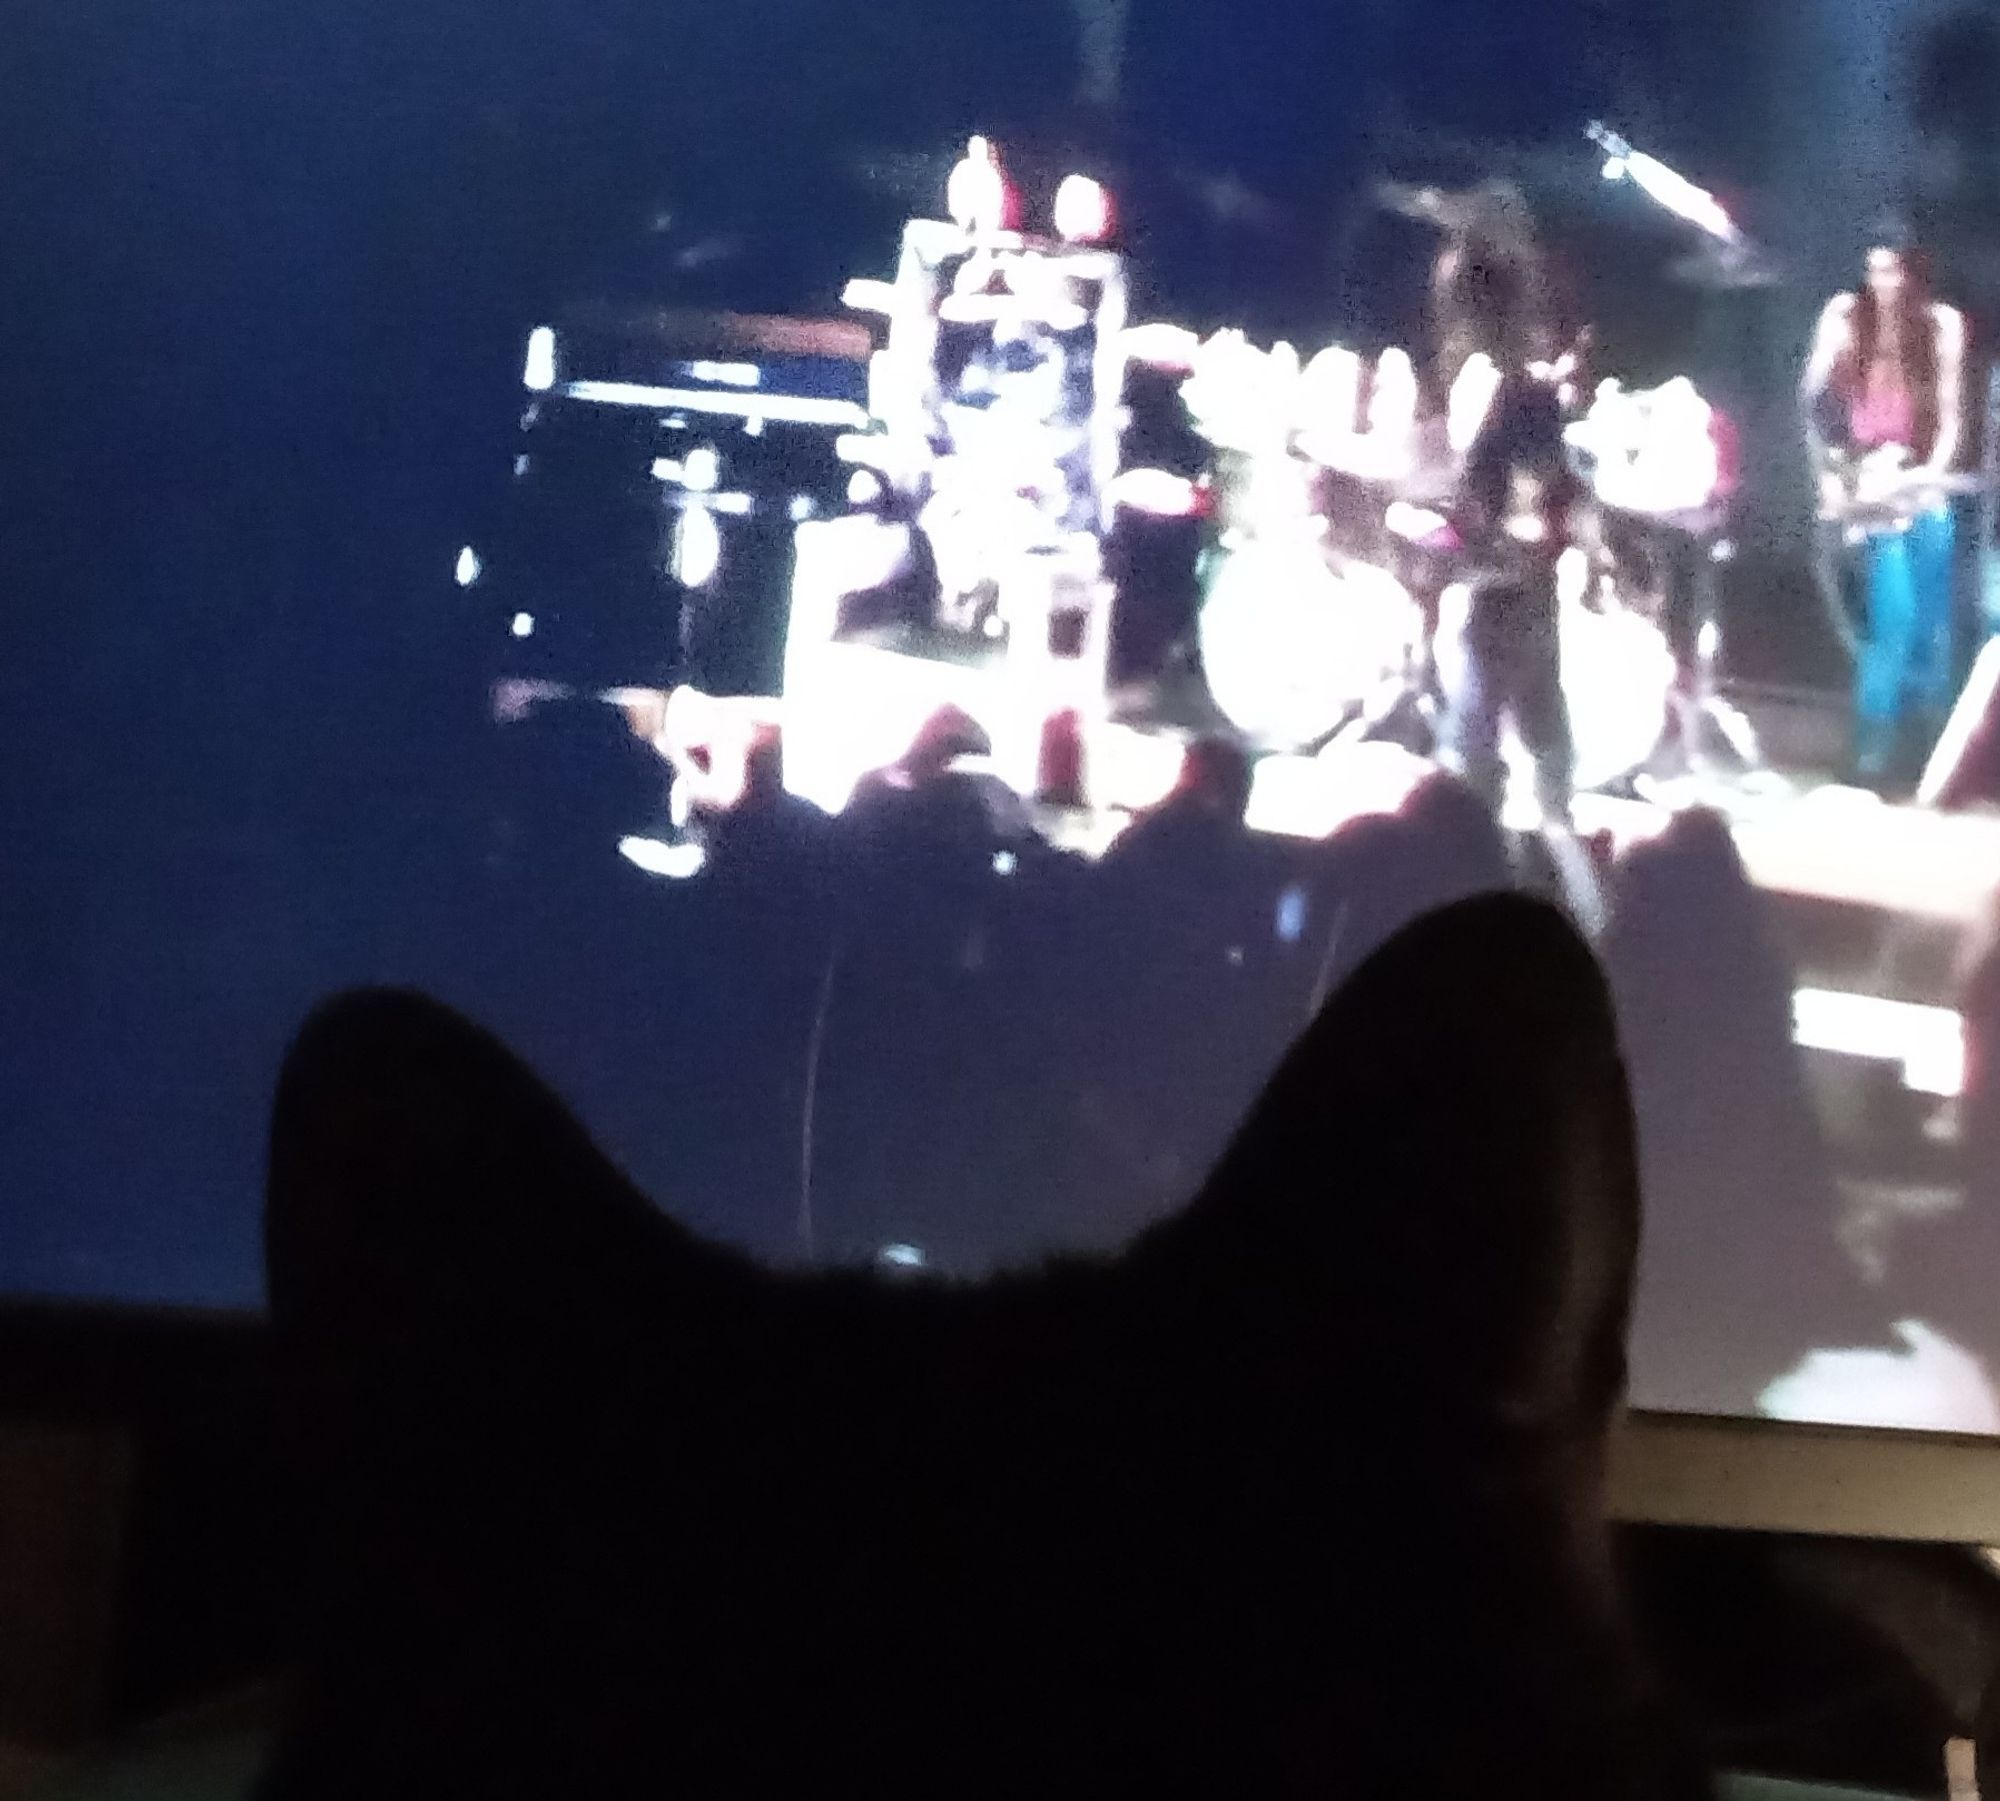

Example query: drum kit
[807,132,1833,798]
[1166,315,1711,790]
[1149,145,1815,787]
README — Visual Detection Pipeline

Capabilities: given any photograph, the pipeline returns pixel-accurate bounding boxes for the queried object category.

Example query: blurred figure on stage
[1803,222,1968,785]
[1426,183,1582,824]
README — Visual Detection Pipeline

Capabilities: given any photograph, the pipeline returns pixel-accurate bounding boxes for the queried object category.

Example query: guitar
[1819,447,1987,534]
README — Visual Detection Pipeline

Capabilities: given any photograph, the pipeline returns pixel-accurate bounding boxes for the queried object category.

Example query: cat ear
[264,989,739,1461]
[1149,892,1639,1442]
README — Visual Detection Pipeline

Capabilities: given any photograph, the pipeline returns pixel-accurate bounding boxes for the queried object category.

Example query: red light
[1054,173,1114,244]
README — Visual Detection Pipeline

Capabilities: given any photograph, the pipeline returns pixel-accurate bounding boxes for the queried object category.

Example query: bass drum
[1559,597,1675,792]
[1199,534,1419,749]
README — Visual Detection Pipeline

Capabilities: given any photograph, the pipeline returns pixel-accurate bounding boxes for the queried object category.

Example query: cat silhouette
[258,892,1708,1801]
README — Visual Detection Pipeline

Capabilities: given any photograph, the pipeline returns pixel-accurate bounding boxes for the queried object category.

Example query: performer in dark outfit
[1428,184,1581,823]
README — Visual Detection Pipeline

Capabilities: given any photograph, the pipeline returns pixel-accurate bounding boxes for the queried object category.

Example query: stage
[755,631,2000,1107]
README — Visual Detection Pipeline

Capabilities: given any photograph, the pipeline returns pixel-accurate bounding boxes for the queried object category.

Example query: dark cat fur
[258,892,1710,1800]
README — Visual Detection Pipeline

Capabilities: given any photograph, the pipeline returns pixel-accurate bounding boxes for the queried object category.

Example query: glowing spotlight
[992,850,1018,877]
[878,1243,928,1271]
[620,835,707,880]
[1447,352,1503,455]
[509,611,534,638]
[454,545,482,587]
[1368,348,1418,438]
[847,469,885,509]
[522,326,556,392]
[842,277,897,315]
[682,445,722,492]
[1107,467,1202,517]
[1601,155,1628,182]
[686,360,759,389]
[673,505,723,587]
[1054,173,1114,244]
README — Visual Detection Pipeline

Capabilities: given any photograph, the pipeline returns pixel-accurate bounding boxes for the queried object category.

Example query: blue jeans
[1855,504,1957,778]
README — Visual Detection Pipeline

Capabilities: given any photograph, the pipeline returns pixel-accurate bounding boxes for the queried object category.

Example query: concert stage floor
[781,638,2000,908]
[609,636,2000,1425]
[762,636,2000,1108]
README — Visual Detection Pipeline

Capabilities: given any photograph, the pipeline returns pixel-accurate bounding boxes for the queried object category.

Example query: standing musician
[1803,221,1968,782]
[1425,181,1583,824]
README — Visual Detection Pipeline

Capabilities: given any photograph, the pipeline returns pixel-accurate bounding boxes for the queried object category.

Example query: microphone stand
[1583,123,1773,785]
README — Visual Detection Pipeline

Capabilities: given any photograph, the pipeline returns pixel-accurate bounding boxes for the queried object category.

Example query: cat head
[261,893,1680,1801]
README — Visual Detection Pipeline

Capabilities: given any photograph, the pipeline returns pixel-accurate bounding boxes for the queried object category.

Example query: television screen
[12,0,2000,1439]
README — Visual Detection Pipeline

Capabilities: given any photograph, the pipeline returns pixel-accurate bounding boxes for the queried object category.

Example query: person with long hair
[1425,182,1583,823]
[1802,223,1968,783]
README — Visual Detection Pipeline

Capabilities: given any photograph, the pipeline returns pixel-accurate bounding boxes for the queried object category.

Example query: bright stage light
[454,545,482,587]
[673,505,723,588]
[1447,353,1502,455]
[1106,467,1202,516]
[1368,348,1418,439]
[522,326,556,392]
[1123,322,1202,370]
[842,278,897,315]
[509,611,534,638]
[682,445,722,492]
[560,380,869,429]
[1385,502,1450,544]
[1055,173,1114,244]
[620,836,707,881]
[1301,345,1363,434]
[686,361,760,389]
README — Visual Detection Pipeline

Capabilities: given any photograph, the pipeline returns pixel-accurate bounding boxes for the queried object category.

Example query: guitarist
[1426,181,1583,825]
[1803,222,1968,782]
